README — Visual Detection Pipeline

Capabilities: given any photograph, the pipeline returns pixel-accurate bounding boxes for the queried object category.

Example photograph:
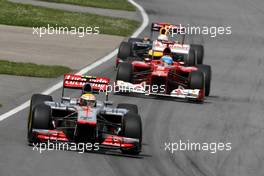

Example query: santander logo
[65,74,85,81]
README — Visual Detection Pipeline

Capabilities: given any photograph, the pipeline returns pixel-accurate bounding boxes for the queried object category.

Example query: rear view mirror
[61,97,70,103]
[104,101,113,106]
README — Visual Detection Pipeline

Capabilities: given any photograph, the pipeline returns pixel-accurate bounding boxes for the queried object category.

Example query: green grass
[0,60,72,78]
[40,0,136,11]
[0,0,139,36]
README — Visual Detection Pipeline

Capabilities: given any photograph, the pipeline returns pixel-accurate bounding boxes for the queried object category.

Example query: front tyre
[28,104,52,143]
[121,112,142,155]
[28,94,52,142]
[189,71,204,90]
[116,62,133,83]
[196,64,211,96]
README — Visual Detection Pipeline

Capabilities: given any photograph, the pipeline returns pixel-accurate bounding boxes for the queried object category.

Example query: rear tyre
[126,56,140,62]
[116,62,133,83]
[28,104,52,143]
[117,103,138,114]
[121,112,142,155]
[189,71,204,89]
[184,49,196,66]
[196,65,211,96]
[191,44,204,64]
[117,42,132,61]
[27,94,52,142]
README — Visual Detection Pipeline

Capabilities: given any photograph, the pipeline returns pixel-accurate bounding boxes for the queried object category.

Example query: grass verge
[0,60,72,78]
[0,0,139,36]
[40,0,136,11]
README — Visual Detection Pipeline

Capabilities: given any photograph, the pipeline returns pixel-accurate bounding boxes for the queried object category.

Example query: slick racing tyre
[196,64,211,96]
[32,104,52,129]
[27,94,52,143]
[29,94,53,112]
[189,71,204,90]
[117,103,138,114]
[121,112,142,155]
[28,104,52,143]
[191,44,204,64]
[184,49,196,66]
[117,41,132,61]
[116,62,133,83]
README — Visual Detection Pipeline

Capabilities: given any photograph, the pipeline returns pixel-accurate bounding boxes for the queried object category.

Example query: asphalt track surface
[1,0,264,175]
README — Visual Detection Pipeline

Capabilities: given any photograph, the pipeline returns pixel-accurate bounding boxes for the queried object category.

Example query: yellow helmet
[80,93,96,106]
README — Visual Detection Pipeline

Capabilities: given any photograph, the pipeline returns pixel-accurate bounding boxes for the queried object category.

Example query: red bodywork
[117,59,204,101]
[131,60,197,87]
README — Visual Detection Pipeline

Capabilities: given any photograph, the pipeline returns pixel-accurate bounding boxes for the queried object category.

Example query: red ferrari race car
[116,22,204,68]
[27,74,142,155]
[115,48,211,102]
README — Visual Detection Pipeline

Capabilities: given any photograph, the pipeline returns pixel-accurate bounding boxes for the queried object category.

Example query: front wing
[31,129,140,150]
[115,80,204,101]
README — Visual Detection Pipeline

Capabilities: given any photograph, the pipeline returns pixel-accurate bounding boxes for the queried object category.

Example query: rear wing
[151,22,171,32]
[63,74,110,96]
[151,22,184,32]
[151,22,186,44]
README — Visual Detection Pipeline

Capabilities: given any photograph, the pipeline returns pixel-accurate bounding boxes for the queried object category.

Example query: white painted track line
[0,0,149,122]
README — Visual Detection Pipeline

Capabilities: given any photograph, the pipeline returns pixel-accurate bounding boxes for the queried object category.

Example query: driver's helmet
[161,55,173,66]
[157,34,168,42]
[163,47,172,56]
[80,93,96,107]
